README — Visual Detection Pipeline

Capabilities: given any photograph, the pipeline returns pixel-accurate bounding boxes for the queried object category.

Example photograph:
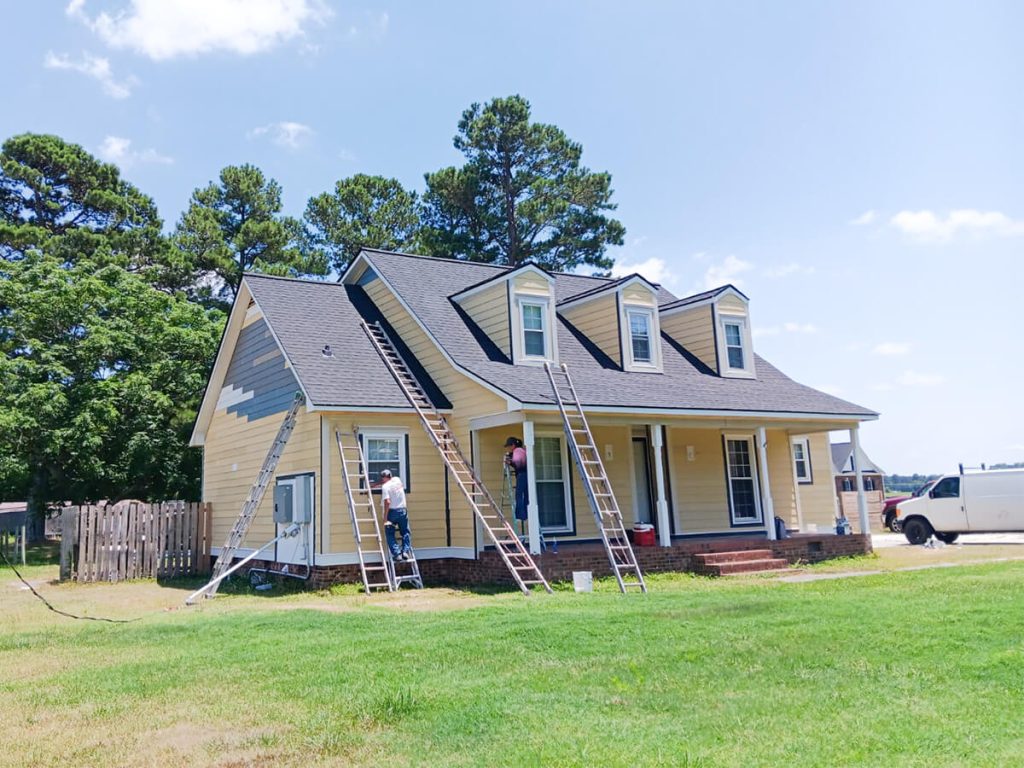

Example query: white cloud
[850,210,876,226]
[248,121,314,150]
[763,262,815,279]
[870,383,894,392]
[611,256,674,286]
[701,254,752,290]
[68,0,331,61]
[752,327,780,339]
[783,322,817,334]
[890,209,1024,241]
[97,136,173,167]
[897,370,945,387]
[873,342,911,357]
[43,50,136,98]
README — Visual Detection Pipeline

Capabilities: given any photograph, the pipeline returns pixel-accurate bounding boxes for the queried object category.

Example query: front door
[632,437,654,525]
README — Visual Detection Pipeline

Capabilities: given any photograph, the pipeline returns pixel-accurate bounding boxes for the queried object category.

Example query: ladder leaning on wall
[187,391,305,603]
[361,320,551,596]
[544,363,647,594]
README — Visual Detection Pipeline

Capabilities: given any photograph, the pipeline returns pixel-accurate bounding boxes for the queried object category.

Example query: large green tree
[0,134,222,511]
[175,164,326,305]
[419,95,625,272]
[304,174,420,273]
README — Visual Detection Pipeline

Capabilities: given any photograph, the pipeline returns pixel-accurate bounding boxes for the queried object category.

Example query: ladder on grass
[198,391,305,600]
[336,428,396,594]
[361,320,551,595]
[544,363,647,593]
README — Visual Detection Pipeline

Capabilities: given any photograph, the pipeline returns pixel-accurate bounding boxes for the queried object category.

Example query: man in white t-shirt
[379,469,412,560]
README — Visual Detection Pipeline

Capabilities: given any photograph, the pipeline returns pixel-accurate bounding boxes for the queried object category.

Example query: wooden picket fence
[59,502,212,582]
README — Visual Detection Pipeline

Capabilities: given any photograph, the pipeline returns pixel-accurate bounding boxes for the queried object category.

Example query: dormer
[660,284,756,379]
[558,274,663,373]
[450,263,557,366]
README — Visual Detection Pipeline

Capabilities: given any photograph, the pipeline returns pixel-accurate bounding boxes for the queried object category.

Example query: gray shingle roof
[660,283,748,312]
[357,249,877,417]
[240,251,876,418]
[830,442,885,475]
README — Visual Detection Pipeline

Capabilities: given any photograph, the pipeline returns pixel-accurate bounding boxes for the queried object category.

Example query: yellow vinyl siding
[561,294,621,366]
[457,282,510,357]
[204,407,320,548]
[324,413,451,553]
[660,306,717,371]
[717,294,748,316]
[666,428,732,533]
[796,433,839,530]
[512,271,552,297]
[571,425,634,539]
[620,284,657,307]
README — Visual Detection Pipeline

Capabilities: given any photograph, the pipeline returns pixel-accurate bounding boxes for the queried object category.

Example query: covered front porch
[468,408,878,555]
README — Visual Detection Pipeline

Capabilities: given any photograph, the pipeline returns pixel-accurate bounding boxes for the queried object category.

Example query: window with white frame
[359,429,409,490]
[717,313,754,377]
[521,302,546,357]
[534,434,572,532]
[724,436,762,524]
[863,476,876,491]
[628,309,653,364]
[791,437,812,484]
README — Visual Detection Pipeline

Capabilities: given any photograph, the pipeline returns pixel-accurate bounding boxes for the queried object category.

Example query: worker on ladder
[504,437,529,529]
[380,469,413,561]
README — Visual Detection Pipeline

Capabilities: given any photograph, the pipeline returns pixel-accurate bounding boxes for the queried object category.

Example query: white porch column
[650,424,671,547]
[523,419,541,554]
[756,426,777,541]
[850,424,869,535]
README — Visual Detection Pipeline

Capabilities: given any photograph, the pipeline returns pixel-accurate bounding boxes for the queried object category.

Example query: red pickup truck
[880,482,936,532]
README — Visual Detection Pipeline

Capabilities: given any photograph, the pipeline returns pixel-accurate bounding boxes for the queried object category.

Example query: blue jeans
[385,508,411,558]
[514,471,529,521]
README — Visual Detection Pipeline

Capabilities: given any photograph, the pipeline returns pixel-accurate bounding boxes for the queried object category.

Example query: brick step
[692,549,775,565]
[699,558,790,576]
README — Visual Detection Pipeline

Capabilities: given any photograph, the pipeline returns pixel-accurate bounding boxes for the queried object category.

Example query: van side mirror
[928,490,937,499]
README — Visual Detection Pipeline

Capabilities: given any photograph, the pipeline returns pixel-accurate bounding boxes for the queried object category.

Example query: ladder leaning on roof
[544,363,647,594]
[336,428,396,594]
[188,391,305,603]
[361,320,551,595]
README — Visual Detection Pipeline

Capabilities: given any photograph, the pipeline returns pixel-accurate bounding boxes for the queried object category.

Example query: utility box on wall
[273,483,294,524]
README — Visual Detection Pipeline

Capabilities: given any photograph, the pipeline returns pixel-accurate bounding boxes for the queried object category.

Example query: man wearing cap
[504,437,528,524]
[379,469,412,561]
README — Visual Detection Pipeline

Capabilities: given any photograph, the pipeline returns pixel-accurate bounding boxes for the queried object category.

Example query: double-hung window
[791,437,812,484]
[724,321,745,369]
[519,300,548,360]
[628,309,653,364]
[360,429,409,490]
[724,436,762,525]
[717,313,754,377]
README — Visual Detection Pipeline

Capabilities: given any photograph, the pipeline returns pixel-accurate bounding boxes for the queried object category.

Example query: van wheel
[935,532,960,544]
[903,518,933,545]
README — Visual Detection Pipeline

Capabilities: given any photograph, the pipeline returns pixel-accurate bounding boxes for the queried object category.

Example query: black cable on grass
[0,546,141,624]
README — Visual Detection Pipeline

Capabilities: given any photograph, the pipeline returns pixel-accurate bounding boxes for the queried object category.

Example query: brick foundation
[294,533,872,590]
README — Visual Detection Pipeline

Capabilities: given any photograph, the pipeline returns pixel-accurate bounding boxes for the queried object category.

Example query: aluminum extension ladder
[336,428,396,594]
[361,320,551,595]
[192,391,305,601]
[544,363,647,593]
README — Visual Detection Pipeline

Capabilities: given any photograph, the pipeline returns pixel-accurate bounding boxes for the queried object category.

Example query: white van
[896,468,1024,545]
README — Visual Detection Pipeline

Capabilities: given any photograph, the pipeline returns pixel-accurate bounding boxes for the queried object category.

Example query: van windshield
[912,480,937,497]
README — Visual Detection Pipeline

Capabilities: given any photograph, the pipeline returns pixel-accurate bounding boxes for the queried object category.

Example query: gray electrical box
[273,483,293,524]
[292,477,312,523]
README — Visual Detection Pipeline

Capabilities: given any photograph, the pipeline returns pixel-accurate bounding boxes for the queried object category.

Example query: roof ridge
[244,272,343,287]
[361,247,620,282]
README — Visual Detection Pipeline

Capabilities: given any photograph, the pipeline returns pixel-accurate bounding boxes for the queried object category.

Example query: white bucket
[572,570,593,593]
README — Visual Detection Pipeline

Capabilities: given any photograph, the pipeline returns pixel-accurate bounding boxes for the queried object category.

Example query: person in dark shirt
[504,437,528,523]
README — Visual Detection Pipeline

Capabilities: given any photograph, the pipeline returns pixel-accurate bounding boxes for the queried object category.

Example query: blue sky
[4,1,1022,474]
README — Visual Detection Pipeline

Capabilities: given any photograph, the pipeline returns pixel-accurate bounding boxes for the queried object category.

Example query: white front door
[275,474,314,565]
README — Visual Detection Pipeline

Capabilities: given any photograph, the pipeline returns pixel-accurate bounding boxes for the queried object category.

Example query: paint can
[572,571,593,592]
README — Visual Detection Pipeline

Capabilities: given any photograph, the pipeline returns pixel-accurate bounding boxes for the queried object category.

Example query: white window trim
[716,311,756,379]
[512,295,557,365]
[723,434,763,525]
[791,436,813,484]
[535,430,573,534]
[358,427,409,492]
[621,304,662,372]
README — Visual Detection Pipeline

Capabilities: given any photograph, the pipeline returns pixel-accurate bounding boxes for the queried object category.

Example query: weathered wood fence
[59,502,212,582]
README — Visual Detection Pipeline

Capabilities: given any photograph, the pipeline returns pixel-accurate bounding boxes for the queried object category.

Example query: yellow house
[190,249,878,587]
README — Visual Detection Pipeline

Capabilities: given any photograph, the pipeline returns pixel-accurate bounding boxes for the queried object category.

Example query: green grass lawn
[3,551,1024,767]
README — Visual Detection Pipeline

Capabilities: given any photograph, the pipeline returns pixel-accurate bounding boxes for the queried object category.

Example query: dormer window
[522,302,546,357]
[627,308,654,365]
[723,320,745,369]
[716,312,755,378]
